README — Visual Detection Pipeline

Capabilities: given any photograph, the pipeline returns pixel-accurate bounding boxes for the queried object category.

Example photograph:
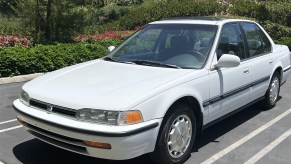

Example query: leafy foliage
[0,0,19,16]
[261,21,291,40]
[275,37,291,50]
[1,0,144,41]
[0,41,120,77]
[1,0,291,78]
[20,0,90,42]
[74,30,132,42]
[97,0,226,32]
[0,34,32,48]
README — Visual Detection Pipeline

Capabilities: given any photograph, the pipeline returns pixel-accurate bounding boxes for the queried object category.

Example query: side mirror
[108,46,115,52]
[215,54,240,68]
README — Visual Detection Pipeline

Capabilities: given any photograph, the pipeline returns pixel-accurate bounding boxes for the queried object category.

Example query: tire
[151,103,196,164]
[261,72,281,109]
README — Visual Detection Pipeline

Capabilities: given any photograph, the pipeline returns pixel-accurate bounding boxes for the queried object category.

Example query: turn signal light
[126,111,142,124]
[83,141,112,149]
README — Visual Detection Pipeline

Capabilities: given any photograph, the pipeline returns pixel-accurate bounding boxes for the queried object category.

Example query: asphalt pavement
[0,77,291,164]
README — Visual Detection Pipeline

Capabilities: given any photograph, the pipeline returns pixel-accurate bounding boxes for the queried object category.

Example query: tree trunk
[45,0,53,40]
[35,0,41,40]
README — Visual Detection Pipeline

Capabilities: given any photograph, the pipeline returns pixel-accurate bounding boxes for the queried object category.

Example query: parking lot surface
[0,77,291,164]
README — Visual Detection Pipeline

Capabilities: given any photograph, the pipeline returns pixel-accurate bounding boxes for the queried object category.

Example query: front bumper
[13,99,161,160]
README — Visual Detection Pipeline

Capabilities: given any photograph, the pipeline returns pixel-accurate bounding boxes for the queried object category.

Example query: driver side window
[217,23,246,60]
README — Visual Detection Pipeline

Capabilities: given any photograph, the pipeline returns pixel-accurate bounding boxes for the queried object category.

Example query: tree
[22,0,90,42]
[0,0,20,16]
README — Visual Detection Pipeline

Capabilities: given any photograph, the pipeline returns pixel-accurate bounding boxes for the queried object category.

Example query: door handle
[243,69,249,74]
[269,59,273,64]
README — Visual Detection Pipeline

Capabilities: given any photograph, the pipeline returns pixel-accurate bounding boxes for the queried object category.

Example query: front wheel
[151,103,196,164]
[261,72,280,109]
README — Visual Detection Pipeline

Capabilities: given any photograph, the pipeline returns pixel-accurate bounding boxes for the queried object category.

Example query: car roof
[150,17,255,26]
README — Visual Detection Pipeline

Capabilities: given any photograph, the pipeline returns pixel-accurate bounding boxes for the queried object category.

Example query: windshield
[108,24,218,69]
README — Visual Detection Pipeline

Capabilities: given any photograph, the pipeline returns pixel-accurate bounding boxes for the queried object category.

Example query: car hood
[24,60,193,111]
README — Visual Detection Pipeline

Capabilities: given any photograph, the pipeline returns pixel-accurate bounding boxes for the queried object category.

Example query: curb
[0,73,44,85]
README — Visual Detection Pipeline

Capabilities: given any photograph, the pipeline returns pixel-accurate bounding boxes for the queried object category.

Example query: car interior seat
[198,37,214,55]
[170,35,188,54]
[159,35,189,61]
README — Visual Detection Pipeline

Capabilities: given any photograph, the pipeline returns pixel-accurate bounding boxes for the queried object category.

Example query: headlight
[76,109,143,126]
[20,89,30,106]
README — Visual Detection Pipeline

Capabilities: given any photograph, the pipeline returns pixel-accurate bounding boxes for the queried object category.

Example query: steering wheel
[186,50,206,62]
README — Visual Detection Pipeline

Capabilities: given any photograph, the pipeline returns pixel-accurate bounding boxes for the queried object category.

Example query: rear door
[239,22,273,101]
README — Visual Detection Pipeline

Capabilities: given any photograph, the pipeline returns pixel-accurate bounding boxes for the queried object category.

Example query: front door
[207,23,252,122]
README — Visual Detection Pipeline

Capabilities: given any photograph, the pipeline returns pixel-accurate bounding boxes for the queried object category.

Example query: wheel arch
[274,66,283,82]
[150,95,204,163]
[161,96,204,142]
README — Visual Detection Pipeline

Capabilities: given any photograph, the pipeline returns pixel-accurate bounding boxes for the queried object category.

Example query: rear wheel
[261,72,280,109]
[151,103,196,164]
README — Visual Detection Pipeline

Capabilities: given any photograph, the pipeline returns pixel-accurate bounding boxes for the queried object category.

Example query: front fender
[130,73,210,122]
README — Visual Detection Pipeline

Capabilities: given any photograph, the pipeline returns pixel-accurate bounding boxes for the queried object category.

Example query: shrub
[74,30,132,42]
[275,37,291,50]
[0,34,33,48]
[96,0,291,37]
[97,0,227,32]
[0,17,27,35]
[260,21,291,40]
[0,42,118,77]
[229,0,269,22]
[264,1,291,27]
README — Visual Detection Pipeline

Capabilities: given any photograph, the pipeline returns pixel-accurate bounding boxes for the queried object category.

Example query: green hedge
[229,0,269,22]
[97,0,226,32]
[275,37,291,50]
[97,0,291,30]
[228,0,291,25]
[0,40,121,77]
[2,0,291,77]
[260,21,291,40]
[96,0,291,40]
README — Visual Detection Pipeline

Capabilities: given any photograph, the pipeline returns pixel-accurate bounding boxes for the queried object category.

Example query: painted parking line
[0,119,17,125]
[201,107,291,164]
[0,125,22,133]
[244,128,291,164]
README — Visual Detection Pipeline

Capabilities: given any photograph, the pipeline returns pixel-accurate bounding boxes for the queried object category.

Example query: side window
[240,22,266,57]
[217,23,246,60]
[257,27,272,53]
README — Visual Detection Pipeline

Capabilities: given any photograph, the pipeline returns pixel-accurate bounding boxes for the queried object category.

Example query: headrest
[248,40,262,50]
[220,37,229,44]
[200,38,211,47]
[170,36,188,49]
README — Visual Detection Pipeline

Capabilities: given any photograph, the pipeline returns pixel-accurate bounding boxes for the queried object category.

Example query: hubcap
[167,115,192,158]
[270,78,279,103]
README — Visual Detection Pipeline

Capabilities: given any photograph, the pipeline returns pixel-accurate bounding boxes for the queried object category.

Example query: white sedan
[13,17,291,164]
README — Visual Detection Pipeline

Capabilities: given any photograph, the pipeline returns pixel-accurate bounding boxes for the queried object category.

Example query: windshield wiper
[103,56,118,62]
[131,60,181,69]
[103,56,136,65]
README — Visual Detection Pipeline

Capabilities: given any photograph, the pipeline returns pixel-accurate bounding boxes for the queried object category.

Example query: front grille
[28,123,82,143]
[29,99,76,117]
[28,130,87,153]
[24,122,88,154]
[30,100,47,109]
